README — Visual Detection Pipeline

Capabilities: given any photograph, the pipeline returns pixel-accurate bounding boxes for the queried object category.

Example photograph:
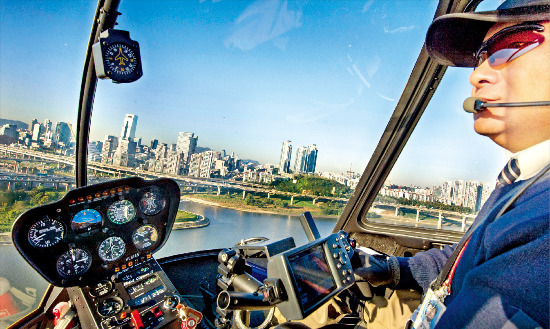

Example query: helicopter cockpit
[2,0,528,328]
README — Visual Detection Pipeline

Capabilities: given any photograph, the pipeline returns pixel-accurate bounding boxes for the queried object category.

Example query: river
[0,200,336,327]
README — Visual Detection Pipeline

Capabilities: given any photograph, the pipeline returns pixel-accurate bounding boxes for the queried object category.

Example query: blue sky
[0,0,506,186]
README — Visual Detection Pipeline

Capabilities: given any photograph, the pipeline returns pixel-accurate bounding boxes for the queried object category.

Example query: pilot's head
[425,0,550,153]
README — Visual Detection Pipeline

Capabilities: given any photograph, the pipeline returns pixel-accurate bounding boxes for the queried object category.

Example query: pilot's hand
[353,251,400,287]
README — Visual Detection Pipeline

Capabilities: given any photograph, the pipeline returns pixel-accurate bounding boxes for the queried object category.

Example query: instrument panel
[12,177,180,287]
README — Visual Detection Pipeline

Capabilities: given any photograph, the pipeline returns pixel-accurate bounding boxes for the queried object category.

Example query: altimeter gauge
[57,248,92,277]
[98,236,126,262]
[92,29,142,83]
[28,217,64,248]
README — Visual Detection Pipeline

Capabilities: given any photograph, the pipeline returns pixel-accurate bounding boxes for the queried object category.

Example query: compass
[93,29,143,83]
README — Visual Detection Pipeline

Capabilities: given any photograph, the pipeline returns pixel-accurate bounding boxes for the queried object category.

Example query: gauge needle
[36,234,46,240]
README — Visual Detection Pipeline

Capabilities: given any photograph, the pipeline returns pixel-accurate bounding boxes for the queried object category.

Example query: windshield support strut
[75,0,121,188]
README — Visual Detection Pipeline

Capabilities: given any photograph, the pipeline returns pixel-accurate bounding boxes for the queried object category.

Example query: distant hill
[0,118,28,130]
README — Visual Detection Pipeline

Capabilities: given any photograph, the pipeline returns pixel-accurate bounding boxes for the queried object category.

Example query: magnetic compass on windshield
[92,29,142,83]
[107,200,136,224]
[28,217,64,248]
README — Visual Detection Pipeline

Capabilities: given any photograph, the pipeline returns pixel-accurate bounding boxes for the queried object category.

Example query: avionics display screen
[288,243,336,313]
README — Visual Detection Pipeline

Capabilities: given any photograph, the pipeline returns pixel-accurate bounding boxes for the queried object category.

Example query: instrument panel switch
[130,309,144,329]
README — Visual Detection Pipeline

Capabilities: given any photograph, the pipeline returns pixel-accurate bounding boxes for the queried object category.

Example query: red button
[152,306,163,318]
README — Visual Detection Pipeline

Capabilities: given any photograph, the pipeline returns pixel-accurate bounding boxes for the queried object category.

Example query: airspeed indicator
[28,217,64,248]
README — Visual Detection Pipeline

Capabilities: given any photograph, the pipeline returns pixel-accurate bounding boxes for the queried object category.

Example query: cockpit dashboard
[11,177,180,288]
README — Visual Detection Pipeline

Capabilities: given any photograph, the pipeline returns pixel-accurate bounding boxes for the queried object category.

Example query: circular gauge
[132,225,159,250]
[89,280,113,298]
[139,191,166,216]
[71,209,102,233]
[98,236,126,262]
[107,200,136,224]
[97,297,123,317]
[28,217,64,248]
[104,43,139,78]
[57,248,92,278]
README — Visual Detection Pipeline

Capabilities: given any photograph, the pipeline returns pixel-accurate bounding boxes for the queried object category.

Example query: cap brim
[426,6,550,67]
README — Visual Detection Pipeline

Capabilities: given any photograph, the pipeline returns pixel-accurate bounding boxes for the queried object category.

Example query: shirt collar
[505,139,550,181]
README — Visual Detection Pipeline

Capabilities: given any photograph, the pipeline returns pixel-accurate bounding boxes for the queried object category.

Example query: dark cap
[426,0,550,67]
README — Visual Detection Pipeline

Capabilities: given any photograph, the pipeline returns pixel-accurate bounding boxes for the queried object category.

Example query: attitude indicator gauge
[92,29,142,83]
[28,217,64,248]
[71,209,102,233]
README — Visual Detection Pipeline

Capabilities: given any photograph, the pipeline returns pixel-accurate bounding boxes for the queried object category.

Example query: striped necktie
[496,158,521,187]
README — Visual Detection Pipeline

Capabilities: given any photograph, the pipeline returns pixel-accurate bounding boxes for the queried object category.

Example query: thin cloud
[376,92,395,102]
[352,64,371,88]
[362,0,374,13]
[384,25,415,33]
[224,0,303,51]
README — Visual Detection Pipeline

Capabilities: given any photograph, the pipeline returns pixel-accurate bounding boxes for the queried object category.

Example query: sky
[0,0,506,187]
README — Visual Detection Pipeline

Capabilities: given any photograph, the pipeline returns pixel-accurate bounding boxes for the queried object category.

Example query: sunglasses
[474,23,545,67]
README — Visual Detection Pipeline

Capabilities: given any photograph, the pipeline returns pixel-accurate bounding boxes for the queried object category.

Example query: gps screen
[288,243,336,312]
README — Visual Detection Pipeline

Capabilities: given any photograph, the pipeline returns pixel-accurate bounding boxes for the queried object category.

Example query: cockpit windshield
[0,1,504,327]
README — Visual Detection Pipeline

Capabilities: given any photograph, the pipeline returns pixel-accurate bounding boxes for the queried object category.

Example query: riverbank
[180,195,339,219]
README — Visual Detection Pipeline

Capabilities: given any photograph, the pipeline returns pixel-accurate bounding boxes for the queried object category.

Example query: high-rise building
[451,180,465,206]
[120,114,138,140]
[29,119,38,133]
[54,122,72,146]
[101,135,118,164]
[176,132,198,164]
[294,146,307,173]
[293,144,318,173]
[150,139,159,150]
[113,139,137,167]
[305,144,318,173]
[44,119,52,134]
[31,123,42,141]
[279,140,292,173]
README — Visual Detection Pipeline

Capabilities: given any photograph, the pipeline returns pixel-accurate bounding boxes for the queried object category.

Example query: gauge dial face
[139,191,166,216]
[104,43,139,77]
[71,209,102,233]
[98,236,126,262]
[97,297,123,317]
[57,248,92,277]
[89,280,113,298]
[28,217,64,248]
[132,225,159,250]
[107,200,135,224]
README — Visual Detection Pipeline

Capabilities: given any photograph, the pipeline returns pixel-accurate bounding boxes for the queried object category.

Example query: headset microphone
[463,97,550,114]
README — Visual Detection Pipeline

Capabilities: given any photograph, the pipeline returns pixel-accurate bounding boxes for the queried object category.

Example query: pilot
[354,0,550,328]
